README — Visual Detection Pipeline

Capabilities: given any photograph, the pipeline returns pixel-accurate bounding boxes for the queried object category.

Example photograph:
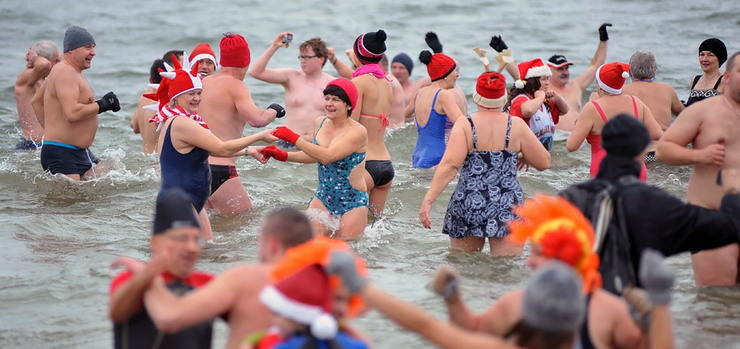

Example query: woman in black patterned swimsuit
[685,38,727,107]
[419,72,551,256]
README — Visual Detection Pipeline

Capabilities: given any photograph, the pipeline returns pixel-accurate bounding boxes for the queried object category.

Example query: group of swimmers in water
[13,22,740,348]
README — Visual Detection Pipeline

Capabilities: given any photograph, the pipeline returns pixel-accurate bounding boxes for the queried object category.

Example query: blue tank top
[159,117,211,212]
[413,89,448,168]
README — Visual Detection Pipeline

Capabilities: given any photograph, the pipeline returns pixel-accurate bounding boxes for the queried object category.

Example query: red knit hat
[473,72,507,108]
[189,43,218,70]
[514,58,552,89]
[596,62,631,94]
[326,78,358,111]
[259,264,338,339]
[143,54,202,113]
[419,50,456,82]
[219,34,250,68]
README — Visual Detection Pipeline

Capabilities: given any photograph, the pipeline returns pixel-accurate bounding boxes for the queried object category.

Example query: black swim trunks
[365,160,395,187]
[210,164,238,194]
[16,137,42,150]
[40,142,100,176]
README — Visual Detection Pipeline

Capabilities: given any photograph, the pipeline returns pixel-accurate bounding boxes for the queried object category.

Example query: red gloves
[262,145,288,162]
[273,126,300,145]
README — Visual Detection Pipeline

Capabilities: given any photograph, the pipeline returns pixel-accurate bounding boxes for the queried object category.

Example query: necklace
[723,96,740,118]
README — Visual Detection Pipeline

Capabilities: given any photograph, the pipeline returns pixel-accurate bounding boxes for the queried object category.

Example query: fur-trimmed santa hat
[260,264,339,340]
[473,72,507,108]
[595,62,631,94]
[189,43,219,70]
[514,58,552,89]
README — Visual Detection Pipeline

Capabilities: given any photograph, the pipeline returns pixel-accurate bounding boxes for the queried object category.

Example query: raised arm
[109,258,160,323]
[572,24,610,90]
[327,47,354,79]
[233,84,278,127]
[419,119,469,228]
[248,32,295,85]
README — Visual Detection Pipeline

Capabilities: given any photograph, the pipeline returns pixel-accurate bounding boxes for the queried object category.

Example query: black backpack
[559,176,640,295]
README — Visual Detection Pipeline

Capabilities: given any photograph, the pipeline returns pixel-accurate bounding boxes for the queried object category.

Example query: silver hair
[32,40,59,60]
[629,50,657,80]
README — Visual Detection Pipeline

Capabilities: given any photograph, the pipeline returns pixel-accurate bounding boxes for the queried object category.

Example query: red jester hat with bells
[143,54,209,130]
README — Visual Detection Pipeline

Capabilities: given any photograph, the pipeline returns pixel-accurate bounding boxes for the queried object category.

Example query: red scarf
[149,105,209,129]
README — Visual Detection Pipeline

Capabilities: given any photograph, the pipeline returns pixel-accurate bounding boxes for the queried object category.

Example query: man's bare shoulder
[592,289,629,317]
[563,82,584,95]
[223,264,271,289]
[15,69,33,87]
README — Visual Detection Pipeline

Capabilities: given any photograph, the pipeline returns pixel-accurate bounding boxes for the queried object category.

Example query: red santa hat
[514,58,552,89]
[473,72,508,108]
[142,53,202,117]
[189,43,219,70]
[595,62,631,94]
[259,264,338,339]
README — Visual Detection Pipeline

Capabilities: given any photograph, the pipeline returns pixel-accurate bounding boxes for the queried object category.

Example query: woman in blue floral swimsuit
[419,72,551,255]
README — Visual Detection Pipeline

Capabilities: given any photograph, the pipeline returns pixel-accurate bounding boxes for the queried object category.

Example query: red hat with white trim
[595,62,631,94]
[473,72,507,108]
[189,43,219,70]
[259,264,338,339]
[515,58,552,89]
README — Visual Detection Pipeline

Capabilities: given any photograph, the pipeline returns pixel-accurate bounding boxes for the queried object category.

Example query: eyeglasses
[298,55,318,61]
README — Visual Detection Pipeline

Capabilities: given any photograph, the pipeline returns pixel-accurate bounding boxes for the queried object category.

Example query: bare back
[623,81,682,131]
[353,74,393,160]
[199,74,249,166]
[583,94,651,135]
[131,89,158,154]
[42,61,97,148]
[224,265,272,349]
[283,71,335,139]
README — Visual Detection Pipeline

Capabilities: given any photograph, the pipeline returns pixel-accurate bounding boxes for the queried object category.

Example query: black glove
[489,35,508,53]
[96,91,120,113]
[599,23,612,42]
[268,103,285,118]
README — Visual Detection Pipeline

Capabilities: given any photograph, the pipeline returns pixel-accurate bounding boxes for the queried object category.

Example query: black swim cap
[699,38,727,67]
[152,188,200,235]
[602,114,650,158]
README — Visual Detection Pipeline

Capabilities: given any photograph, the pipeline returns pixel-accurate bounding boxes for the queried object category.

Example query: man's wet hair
[299,38,329,67]
[149,59,166,84]
[162,50,185,65]
[629,50,657,80]
[262,207,314,248]
[33,40,59,61]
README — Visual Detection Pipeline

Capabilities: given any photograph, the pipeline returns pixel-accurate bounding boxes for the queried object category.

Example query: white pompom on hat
[515,58,552,89]
[595,62,631,94]
[259,264,338,340]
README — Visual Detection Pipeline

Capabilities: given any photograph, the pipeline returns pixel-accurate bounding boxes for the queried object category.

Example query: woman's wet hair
[323,84,353,116]
[149,59,166,84]
[504,77,546,112]
[629,50,657,80]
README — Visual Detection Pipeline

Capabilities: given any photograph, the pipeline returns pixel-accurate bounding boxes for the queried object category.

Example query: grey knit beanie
[64,26,95,53]
[522,262,586,334]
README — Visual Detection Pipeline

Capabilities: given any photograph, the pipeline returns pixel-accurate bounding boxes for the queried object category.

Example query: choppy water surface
[1,0,739,348]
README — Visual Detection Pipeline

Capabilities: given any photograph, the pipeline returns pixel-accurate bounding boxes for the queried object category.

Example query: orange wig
[508,195,602,292]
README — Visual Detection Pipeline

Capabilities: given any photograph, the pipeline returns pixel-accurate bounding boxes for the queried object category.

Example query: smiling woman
[685,38,727,106]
